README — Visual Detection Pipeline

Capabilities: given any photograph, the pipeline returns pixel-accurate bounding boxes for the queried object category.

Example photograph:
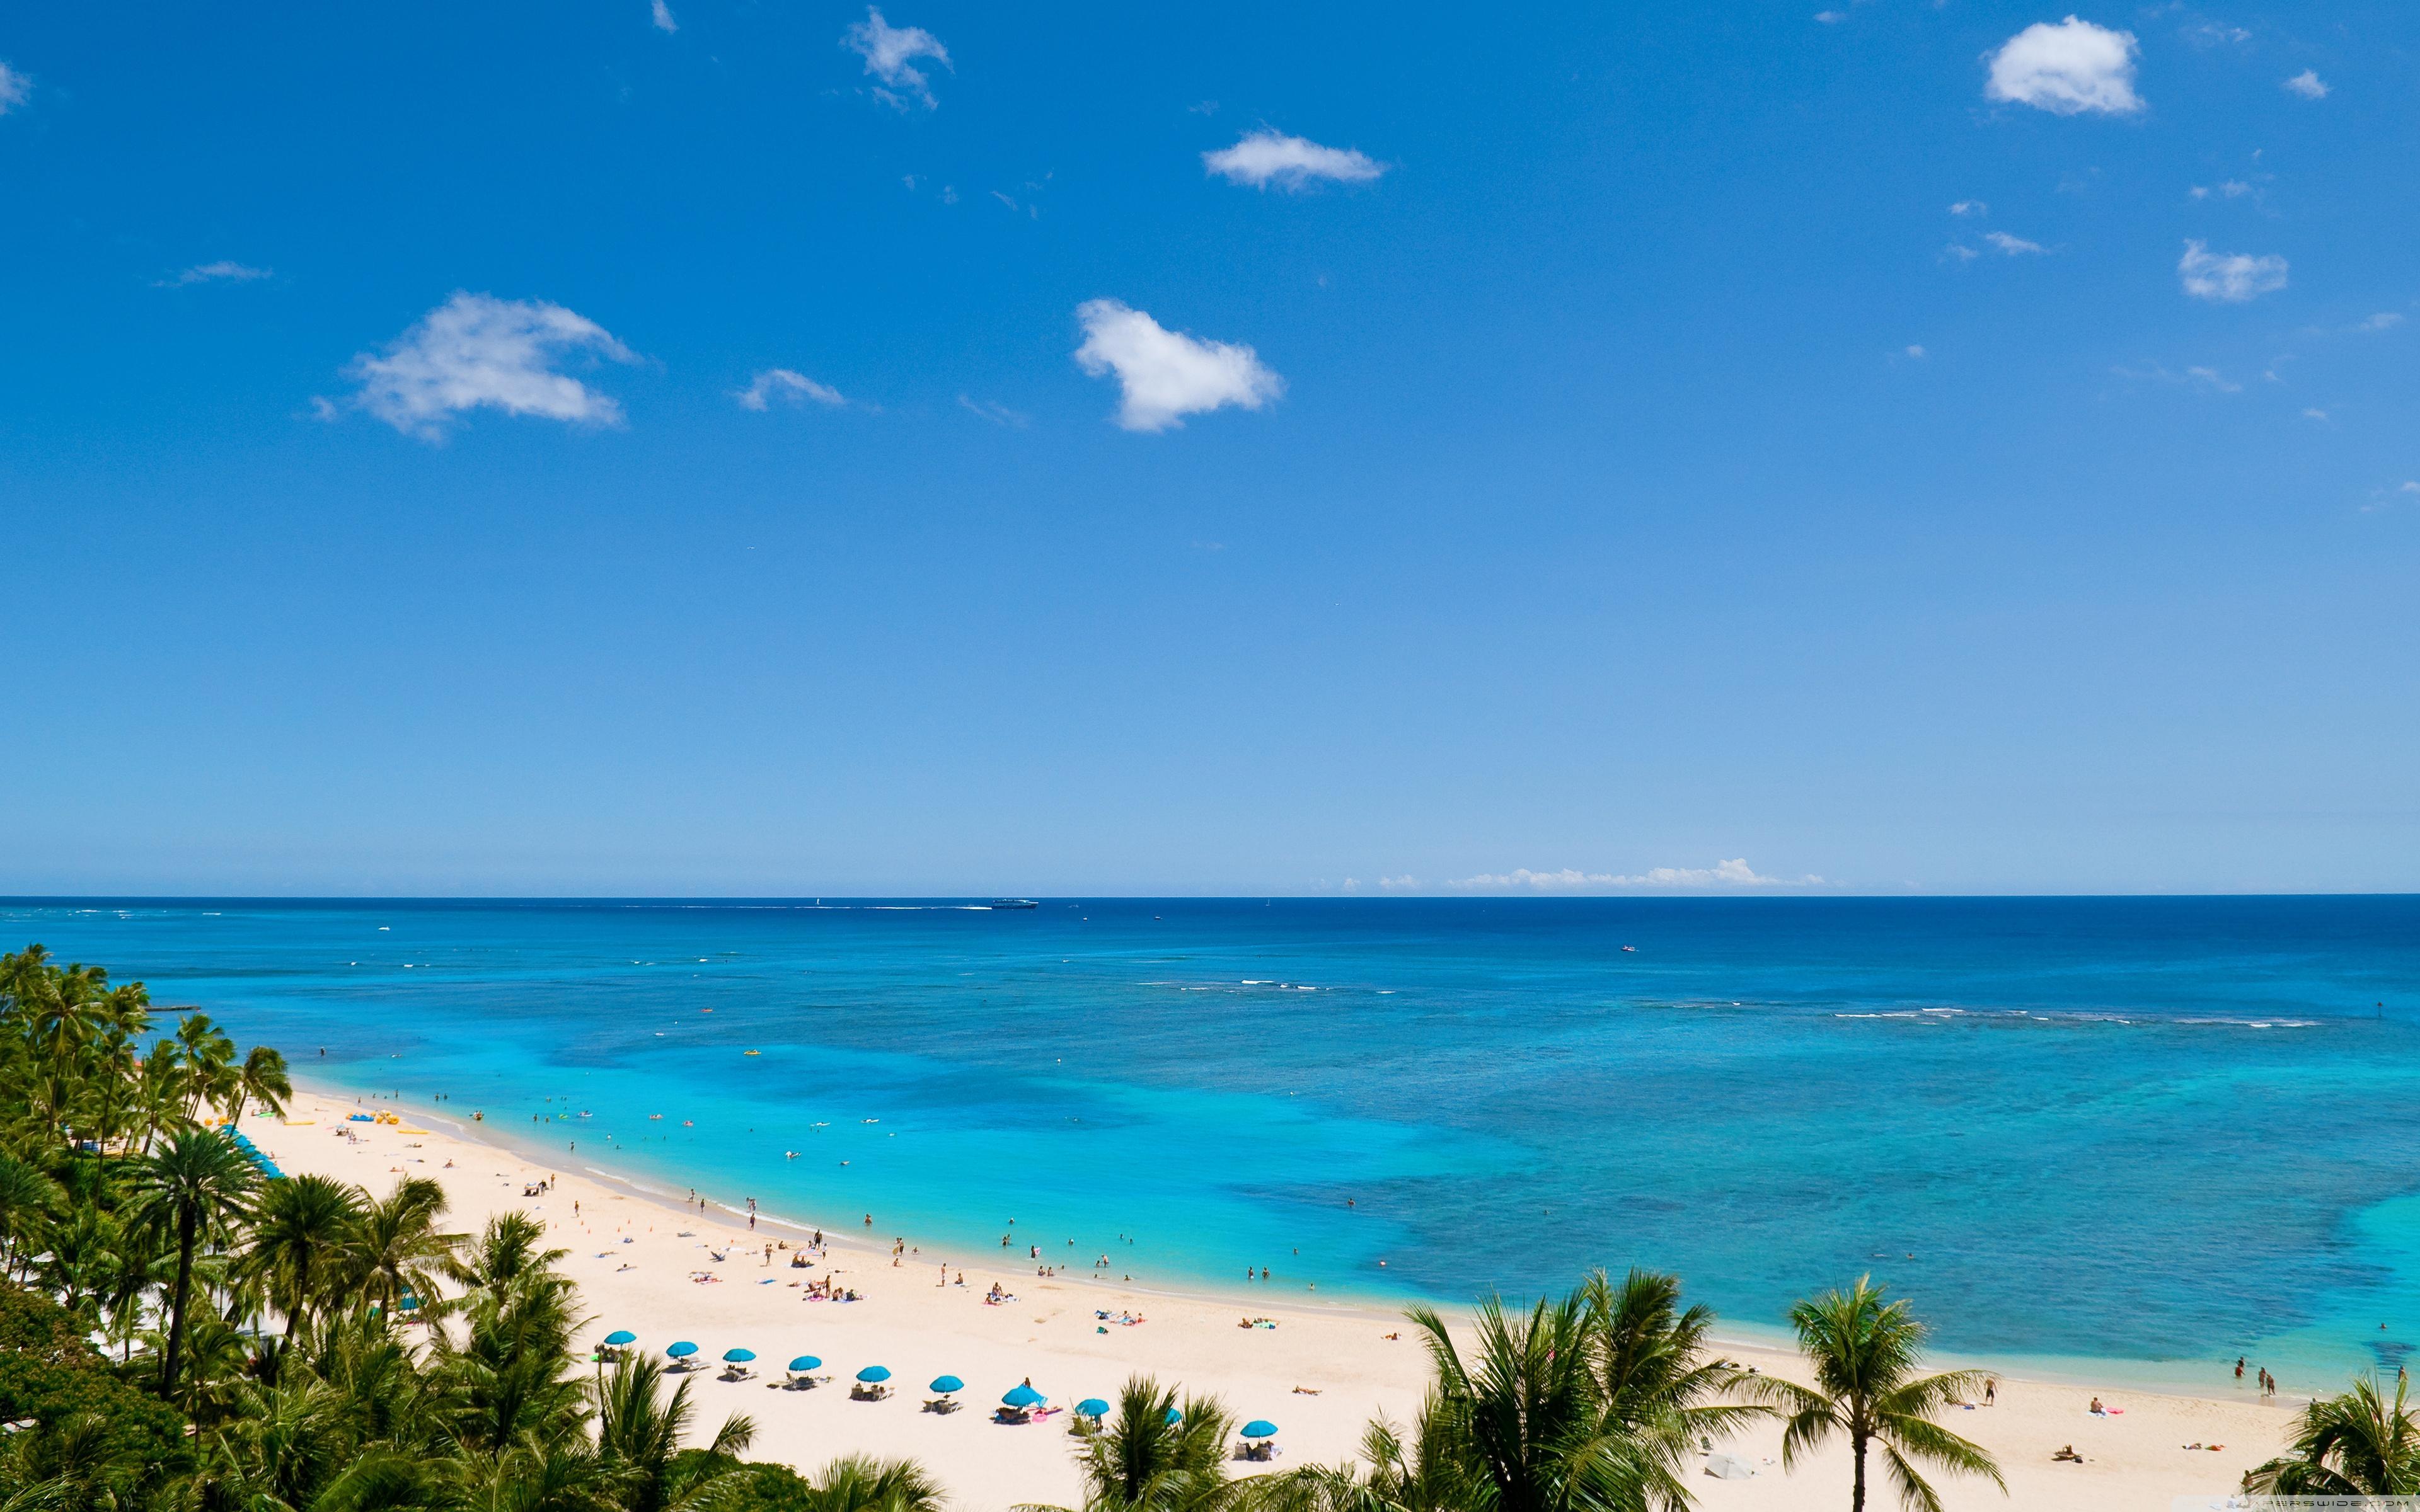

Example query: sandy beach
[264,1083,2295,1511]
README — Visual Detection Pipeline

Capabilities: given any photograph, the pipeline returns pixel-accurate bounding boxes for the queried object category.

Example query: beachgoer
[1985,1378,1996,1406]
[2235,1358,2244,1380]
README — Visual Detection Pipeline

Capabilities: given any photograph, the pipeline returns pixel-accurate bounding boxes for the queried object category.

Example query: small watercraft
[987,898,1040,910]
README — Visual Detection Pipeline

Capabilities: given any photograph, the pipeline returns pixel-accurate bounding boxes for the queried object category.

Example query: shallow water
[8,895,2416,1390]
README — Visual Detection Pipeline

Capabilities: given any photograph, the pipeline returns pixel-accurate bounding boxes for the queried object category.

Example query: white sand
[263,1086,2298,1510]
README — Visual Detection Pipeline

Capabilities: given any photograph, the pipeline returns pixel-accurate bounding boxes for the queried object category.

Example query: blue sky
[1,2,2412,896]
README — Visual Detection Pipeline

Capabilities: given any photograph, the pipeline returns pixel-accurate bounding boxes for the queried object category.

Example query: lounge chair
[993,1405,1032,1425]
[849,1382,891,1402]
[923,1397,962,1414]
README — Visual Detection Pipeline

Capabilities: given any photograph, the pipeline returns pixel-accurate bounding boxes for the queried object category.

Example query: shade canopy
[723,1348,756,1363]
[1076,1398,1111,1418]
[929,1376,964,1394]
[666,1342,698,1358]
[1166,1409,1184,1424]
[856,1366,892,1383]
[1002,1384,1046,1407]
[603,1331,637,1346]
[788,1356,822,1372]
[1242,1421,1279,1440]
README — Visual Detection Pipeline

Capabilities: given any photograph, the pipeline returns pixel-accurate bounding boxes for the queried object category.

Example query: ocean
[7,895,2415,1391]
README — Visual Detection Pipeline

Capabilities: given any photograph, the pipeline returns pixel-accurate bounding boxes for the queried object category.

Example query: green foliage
[0,1283,190,1501]
[2248,1372,2420,1496]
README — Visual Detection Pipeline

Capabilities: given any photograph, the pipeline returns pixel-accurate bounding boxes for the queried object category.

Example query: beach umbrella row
[609,1343,1274,1436]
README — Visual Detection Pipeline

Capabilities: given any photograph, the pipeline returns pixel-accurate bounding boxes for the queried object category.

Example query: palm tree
[125,1128,258,1399]
[594,1353,755,1512]
[792,1453,949,1512]
[1039,1374,1252,1512]
[1282,1399,1469,1512]
[0,1151,63,1281]
[352,1174,460,1315]
[245,1172,368,1338]
[173,1012,237,1123]
[231,1043,291,1129]
[2248,1372,2420,1496]
[1407,1293,1659,1512]
[1582,1268,1765,1506]
[1756,1276,2003,1512]
[446,1211,568,1303]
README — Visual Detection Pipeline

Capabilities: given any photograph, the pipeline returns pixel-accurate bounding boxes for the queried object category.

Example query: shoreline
[272,1076,2301,1511]
[287,1072,2300,1406]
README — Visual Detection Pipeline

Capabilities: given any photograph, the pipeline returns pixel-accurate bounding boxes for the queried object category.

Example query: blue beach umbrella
[1076,1398,1110,1418]
[723,1348,756,1363]
[1166,1408,1184,1425]
[856,1365,891,1383]
[603,1331,637,1346]
[666,1342,698,1359]
[929,1375,964,1394]
[1003,1383,1045,1408]
[788,1356,822,1373]
[1242,1421,1279,1440]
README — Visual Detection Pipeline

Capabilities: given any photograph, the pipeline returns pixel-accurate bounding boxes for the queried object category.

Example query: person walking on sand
[1984,1378,1996,1406]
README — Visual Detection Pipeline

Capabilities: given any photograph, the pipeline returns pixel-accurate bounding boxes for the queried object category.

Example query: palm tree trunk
[1850,1429,1868,1512]
[160,1204,195,1399]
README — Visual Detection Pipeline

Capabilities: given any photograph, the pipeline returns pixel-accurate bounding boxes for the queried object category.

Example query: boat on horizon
[986,898,1040,910]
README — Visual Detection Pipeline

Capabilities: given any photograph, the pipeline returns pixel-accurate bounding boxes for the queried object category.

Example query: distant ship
[987,898,1040,910]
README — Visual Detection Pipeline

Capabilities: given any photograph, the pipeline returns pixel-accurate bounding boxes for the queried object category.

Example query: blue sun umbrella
[603,1331,637,1346]
[1003,1383,1046,1408]
[1166,1408,1184,1424]
[1076,1398,1111,1418]
[1242,1421,1279,1440]
[666,1342,698,1359]
[856,1365,891,1383]
[930,1375,964,1394]
[788,1356,822,1373]
[723,1348,756,1363]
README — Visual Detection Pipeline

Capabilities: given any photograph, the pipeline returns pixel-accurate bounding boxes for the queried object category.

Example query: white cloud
[0,62,28,116]
[347,292,637,439]
[1984,17,2143,115]
[1447,859,1826,893]
[158,260,272,287]
[651,0,677,33]
[1943,244,1981,262]
[1814,10,1847,22]
[1905,345,1927,358]
[1072,299,1283,432]
[1949,200,1988,217]
[2111,362,2240,393]
[734,369,844,411]
[2178,240,2288,303]
[1983,231,2048,255]
[2301,408,2328,421]
[843,7,950,110]
[2282,69,2327,99]
[2184,365,2240,392]
[2402,482,2420,495]
[1201,130,1385,192]
[2358,312,2404,333]
[957,394,1028,428]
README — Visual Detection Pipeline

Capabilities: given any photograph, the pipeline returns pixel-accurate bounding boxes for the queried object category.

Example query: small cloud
[2358,312,2404,333]
[1446,859,1825,893]
[1983,231,2048,255]
[2402,481,2420,495]
[1814,9,1847,21]
[734,369,844,411]
[2301,408,2328,421]
[2282,69,2328,100]
[843,6,950,110]
[308,396,340,423]
[1984,16,2143,115]
[0,62,29,117]
[650,0,677,33]
[2181,20,2251,48]
[2179,239,2288,303]
[1073,299,1282,433]
[1905,344,1928,358]
[1202,129,1385,192]
[1949,200,1988,217]
[157,260,273,288]
[940,185,958,204]
[2110,362,2240,393]
[1378,874,1420,891]
[1187,100,1219,116]
[346,292,638,440]
[1943,244,1981,262]
[957,394,1028,428]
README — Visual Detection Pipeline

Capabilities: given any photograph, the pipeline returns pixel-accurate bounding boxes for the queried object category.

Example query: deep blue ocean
[8,896,2416,1389]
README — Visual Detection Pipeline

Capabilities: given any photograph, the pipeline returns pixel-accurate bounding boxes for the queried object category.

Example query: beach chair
[993,1405,1032,1425]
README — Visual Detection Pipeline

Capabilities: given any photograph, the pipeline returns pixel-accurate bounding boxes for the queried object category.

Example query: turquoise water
[7,896,2417,1389]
